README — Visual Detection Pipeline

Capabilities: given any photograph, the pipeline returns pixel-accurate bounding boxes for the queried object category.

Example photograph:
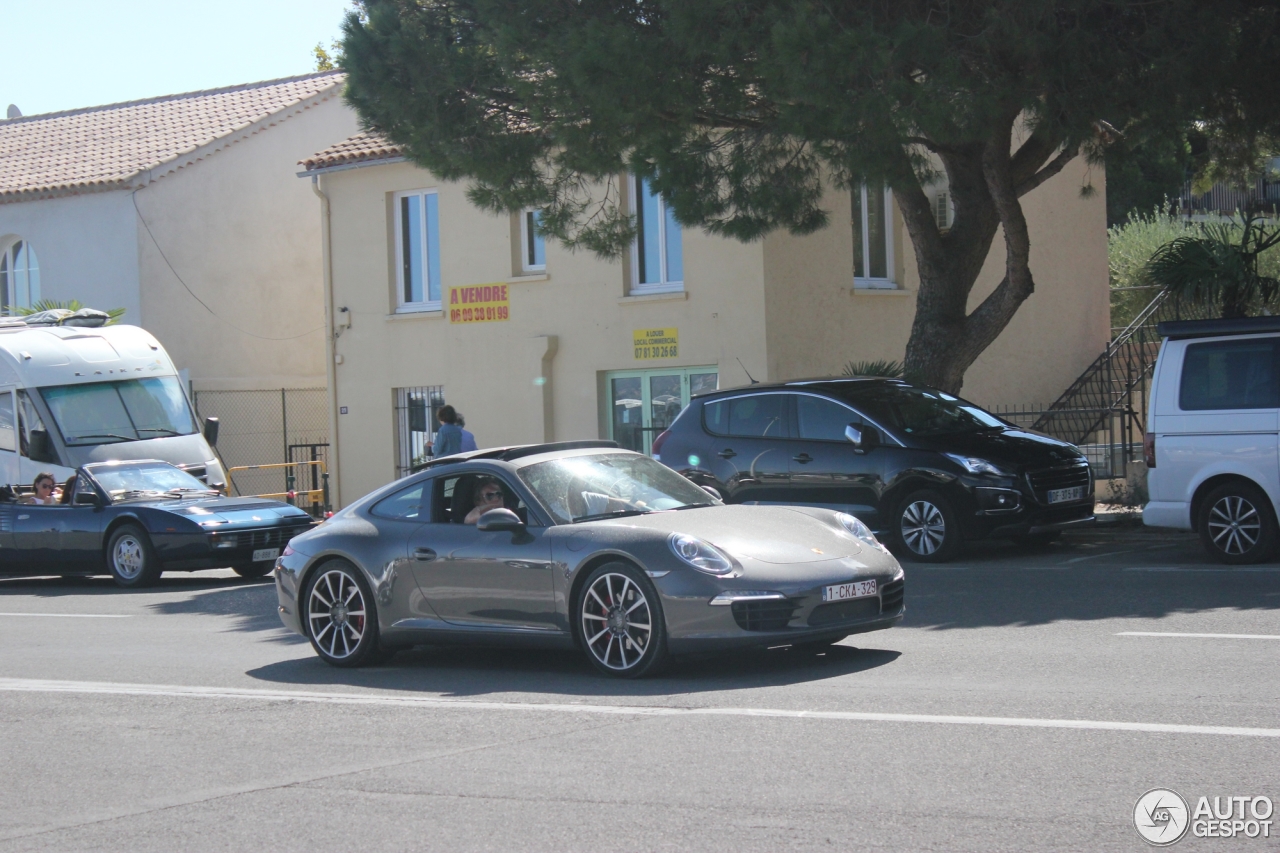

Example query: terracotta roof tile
[0,72,344,203]
[300,130,403,172]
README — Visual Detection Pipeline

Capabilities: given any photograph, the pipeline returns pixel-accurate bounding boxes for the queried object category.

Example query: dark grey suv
[652,379,1095,561]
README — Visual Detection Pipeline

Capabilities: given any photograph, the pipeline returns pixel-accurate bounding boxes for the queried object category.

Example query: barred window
[395,385,445,477]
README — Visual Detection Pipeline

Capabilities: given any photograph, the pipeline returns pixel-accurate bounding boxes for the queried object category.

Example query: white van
[1143,316,1280,563]
[0,323,225,492]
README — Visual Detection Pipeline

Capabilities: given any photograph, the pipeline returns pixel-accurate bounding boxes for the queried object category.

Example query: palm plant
[1144,216,1280,319]
[841,359,904,378]
[8,299,125,324]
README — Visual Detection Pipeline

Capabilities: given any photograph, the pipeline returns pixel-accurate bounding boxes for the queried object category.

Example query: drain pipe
[311,174,341,508]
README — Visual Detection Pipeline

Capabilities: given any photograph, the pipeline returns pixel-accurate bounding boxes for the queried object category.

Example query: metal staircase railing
[1030,289,1218,472]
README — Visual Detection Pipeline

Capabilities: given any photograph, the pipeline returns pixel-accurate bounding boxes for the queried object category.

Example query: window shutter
[934,192,950,230]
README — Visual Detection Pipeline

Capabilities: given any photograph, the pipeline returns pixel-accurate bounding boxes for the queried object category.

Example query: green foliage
[1144,216,1280,319]
[842,360,904,379]
[313,40,343,72]
[1108,207,1197,327]
[9,300,125,324]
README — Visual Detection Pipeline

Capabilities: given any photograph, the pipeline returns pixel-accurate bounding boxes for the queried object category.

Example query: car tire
[894,489,963,562]
[577,561,668,678]
[106,524,162,588]
[303,560,387,667]
[1198,481,1278,565]
[232,562,273,579]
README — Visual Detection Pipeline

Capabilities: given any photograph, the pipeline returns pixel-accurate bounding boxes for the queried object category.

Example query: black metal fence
[192,388,328,497]
[393,385,445,478]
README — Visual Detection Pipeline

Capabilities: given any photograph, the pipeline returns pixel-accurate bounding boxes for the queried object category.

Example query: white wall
[0,191,140,320]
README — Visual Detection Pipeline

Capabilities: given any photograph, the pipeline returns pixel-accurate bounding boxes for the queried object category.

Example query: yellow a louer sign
[633,327,678,360]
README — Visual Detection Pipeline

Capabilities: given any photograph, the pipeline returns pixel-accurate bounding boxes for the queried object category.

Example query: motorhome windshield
[39,377,198,446]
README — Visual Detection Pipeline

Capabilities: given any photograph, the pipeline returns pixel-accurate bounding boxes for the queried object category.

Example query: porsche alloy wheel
[578,563,667,678]
[304,562,389,667]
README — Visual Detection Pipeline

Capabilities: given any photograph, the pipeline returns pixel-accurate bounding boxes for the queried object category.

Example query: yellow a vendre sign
[633,327,678,360]
[449,283,510,323]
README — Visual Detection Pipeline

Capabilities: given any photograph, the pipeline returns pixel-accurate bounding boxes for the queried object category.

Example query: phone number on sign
[635,345,678,359]
[451,305,509,323]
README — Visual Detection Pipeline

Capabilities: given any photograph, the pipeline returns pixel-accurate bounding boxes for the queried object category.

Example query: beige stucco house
[301,133,1109,506]
[0,72,358,393]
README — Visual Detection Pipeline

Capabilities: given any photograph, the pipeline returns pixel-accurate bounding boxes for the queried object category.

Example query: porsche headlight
[668,533,734,575]
[836,512,888,553]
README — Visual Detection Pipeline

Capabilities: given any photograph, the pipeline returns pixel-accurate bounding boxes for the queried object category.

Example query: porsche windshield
[519,453,717,523]
[40,377,198,446]
[92,462,212,501]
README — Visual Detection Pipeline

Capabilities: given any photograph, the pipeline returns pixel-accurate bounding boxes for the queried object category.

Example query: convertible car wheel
[578,562,667,678]
[232,562,273,579]
[107,524,162,588]
[304,561,390,667]
[895,490,962,562]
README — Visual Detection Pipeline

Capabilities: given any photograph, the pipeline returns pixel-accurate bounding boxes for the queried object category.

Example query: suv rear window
[1180,338,1278,410]
[704,394,787,437]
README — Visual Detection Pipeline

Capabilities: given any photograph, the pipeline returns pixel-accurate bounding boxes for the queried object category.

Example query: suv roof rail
[1157,316,1280,340]
[408,440,620,473]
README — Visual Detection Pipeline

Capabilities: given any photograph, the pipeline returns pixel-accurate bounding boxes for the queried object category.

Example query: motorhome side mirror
[476,507,525,533]
[28,429,57,464]
[845,423,880,452]
[203,417,220,447]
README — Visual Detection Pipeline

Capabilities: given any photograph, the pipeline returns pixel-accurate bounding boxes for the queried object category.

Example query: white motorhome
[0,323,225,491]
[1144,316,1280,564]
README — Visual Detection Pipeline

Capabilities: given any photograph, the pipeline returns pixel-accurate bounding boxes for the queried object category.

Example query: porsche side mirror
[203,417,220,447]
[476,507,525,533]
[701,485,723,502]
[845,423,880,453]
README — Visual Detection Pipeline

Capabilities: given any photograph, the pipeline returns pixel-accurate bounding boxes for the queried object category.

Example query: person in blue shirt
[457,413,478,452]
[432,405,463,458]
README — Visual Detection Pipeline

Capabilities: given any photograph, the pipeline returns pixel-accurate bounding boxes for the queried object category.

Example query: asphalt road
[1,526,1278,852]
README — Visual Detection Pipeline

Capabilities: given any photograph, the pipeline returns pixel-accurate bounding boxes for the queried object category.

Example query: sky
[1,0,354,117]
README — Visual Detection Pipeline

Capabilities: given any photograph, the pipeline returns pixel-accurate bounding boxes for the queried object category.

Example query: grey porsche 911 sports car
[274,441,904,677]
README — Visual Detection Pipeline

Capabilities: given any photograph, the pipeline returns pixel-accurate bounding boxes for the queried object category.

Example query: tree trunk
[895,122,1079,395]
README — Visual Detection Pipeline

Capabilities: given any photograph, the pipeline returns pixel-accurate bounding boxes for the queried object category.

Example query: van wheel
[107,524,162,588]
[894,490,963,562]
[1198,481,1277,565]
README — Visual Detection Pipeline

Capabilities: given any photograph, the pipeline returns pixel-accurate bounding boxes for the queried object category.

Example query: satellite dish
[5,105,20,119]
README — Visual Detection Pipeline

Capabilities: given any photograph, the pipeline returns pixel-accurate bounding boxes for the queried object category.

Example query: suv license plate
[252,548,280,562]
[822,579,877,602]
[1047,486,1084,504]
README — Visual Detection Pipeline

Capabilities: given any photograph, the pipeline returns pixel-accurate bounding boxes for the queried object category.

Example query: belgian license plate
[822,579,877,602]
[252,548,280,562]
[1047,486,1084,504]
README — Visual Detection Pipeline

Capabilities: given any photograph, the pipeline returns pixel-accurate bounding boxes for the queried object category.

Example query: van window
[704,394,787,438]
[1180,339,1278,410]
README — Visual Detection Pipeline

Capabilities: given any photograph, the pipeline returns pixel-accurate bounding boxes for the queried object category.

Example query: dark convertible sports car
[274,442,905,677]
[0,460,315,587]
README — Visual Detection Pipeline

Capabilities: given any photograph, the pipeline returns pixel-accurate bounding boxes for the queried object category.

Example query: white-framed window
[520,209,546,274]
[852,183,895,289]
[394,190,442,311]
[631,175,683,294]
[0,239,40,311]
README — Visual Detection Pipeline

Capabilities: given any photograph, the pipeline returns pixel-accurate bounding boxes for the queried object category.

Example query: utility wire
[131,190,324,341]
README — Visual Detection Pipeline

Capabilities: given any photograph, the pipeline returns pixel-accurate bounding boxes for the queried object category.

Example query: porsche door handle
[413,548,437,562]
[717,449,737,459]
[792,453,813,464]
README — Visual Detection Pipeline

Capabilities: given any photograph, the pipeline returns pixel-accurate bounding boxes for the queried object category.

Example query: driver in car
[464,477,506,524]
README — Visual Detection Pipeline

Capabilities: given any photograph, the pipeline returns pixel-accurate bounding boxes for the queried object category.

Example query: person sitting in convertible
[19,472,60,505]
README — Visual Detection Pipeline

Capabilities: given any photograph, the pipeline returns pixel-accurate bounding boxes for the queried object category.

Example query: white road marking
[0,612,131,618]
[1122,566,1280,573]
[1117,631,1280,640]
[0,677,1277,738]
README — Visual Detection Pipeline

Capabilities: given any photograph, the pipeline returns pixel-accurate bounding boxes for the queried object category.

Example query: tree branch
[1016,143,1079,197]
